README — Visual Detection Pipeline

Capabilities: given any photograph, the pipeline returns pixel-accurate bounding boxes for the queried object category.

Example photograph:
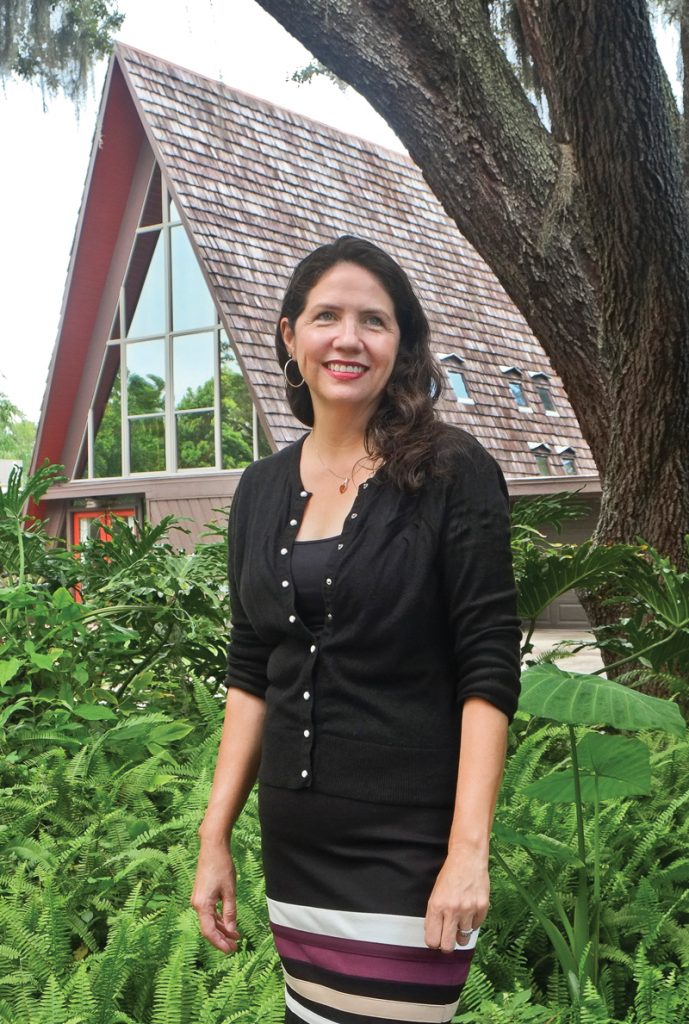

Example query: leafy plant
[3,466,689,1022]
[493,662,687,1019]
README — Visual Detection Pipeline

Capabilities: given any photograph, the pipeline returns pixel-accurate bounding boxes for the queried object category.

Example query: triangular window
[81,166,269,478]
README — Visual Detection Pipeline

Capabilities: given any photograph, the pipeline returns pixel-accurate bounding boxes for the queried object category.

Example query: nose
[333,315,363,350]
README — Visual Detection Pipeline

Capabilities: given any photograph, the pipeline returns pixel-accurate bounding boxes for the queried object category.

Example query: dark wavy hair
[275,235,466,492]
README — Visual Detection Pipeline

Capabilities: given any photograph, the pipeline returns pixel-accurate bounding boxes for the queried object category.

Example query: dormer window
[558,445,577,475]
[440,353,473,403]
[538,386,557,413]
[528,441,552,476]
[501,366,531,411]
[528,372,558,415]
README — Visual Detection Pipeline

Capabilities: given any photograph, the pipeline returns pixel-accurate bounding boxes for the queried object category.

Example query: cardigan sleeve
[440,441,522,723]
[224,471,271,699]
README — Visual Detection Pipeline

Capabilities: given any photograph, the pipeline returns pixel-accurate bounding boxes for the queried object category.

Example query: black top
[225,428,521,807]
[291,536,340,633]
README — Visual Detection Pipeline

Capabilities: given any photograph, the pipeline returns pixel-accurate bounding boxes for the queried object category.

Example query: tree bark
[256,0,689,564]
[543,0,689,561]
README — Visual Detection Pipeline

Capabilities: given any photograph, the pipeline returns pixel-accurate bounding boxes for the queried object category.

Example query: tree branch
[255,0,610,467]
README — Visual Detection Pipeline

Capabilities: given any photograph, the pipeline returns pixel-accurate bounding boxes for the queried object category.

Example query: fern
[151,910,202,1024]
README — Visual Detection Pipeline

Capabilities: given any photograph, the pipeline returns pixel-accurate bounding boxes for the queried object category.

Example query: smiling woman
[274,235,447,495]
[191,236,522,1024]
[280,261,400,439]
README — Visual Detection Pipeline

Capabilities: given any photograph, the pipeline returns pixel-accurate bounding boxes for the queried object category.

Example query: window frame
[79,168,266,479]
[500,366,532,413]
[439,353,474,404]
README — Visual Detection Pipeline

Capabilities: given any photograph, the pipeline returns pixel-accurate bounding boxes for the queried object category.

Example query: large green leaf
[525,733,651,803]
[0,657,22,685]
[72,703,118,721]
[0,697,29,728]
[517,541,632,621]
[148,722,194,744]
[519,664,686,735]
[621,548,689,630]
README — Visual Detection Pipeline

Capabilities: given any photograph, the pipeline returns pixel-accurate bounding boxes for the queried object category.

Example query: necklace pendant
[339,479,349,494]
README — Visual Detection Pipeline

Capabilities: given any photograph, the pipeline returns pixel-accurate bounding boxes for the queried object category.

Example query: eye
[365,314,384,327]
[316,310,336,321]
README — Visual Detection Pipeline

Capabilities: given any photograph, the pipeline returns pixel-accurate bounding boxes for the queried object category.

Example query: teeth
[328,363,365,373]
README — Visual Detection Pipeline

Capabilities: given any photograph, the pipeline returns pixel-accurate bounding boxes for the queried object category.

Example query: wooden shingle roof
[115,43,596,479]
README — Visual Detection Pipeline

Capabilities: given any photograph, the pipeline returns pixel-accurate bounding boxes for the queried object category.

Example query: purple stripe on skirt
[271,923,473,987]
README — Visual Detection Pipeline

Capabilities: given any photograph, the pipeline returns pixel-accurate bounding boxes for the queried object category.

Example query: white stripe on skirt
[284,969,460,1023]
[268,896,479,951]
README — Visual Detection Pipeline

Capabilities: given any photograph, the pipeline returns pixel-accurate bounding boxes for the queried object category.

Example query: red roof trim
[30,60,145,518]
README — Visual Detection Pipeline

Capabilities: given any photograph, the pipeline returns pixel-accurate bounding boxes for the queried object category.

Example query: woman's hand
[424,844,490,953]
[190,836,241,954]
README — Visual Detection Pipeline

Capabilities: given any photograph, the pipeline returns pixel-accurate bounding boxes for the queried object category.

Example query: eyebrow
[310,303,391,318]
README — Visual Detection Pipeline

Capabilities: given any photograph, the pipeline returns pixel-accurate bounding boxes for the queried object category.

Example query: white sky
[0,0,403,422]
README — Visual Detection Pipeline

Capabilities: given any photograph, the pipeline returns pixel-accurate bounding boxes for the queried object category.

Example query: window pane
[174,332,214,409]
[562,457,577,475]
[449,370,470,401]
[139,166,162,226]
[176,410,215,469]
[127,340,165,416]
[538,386,557,412]
[220,334,254,468]
[126,231,166,338]
[129,416,165,473]
[171,225,215,331]
[509,381,529,408]
[93,359,122,478]
[169,197,181,224]
[535,455,551,476]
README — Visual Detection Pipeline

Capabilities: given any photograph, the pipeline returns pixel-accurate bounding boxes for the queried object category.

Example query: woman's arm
[191,688,266,953]
[424,696,508,953]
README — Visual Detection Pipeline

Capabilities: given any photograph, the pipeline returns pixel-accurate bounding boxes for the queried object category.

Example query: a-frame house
[31,44,600,625]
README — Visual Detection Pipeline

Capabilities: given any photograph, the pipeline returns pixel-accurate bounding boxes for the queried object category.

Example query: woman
[191,235,521,1023]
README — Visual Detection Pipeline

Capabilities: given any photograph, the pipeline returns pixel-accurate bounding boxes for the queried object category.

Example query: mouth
[323,361,369,377]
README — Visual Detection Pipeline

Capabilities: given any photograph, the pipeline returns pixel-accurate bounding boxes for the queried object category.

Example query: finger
[456,921,475,947]
[219,890,239,933]
[196,903,239,954]
[440,914,462,953]
[215,910,240,940]
[424,906,443,950]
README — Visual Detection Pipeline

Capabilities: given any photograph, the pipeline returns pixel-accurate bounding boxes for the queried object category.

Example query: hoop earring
[283,357,306,389]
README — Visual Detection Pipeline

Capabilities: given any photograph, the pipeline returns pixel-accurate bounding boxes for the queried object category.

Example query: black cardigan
[225,429,521,807]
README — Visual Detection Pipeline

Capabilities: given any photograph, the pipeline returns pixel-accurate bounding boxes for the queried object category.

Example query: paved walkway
[527,629,605,675]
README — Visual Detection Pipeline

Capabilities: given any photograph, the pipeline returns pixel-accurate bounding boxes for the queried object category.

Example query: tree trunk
[543,0,689,562]
[256,0,689,565]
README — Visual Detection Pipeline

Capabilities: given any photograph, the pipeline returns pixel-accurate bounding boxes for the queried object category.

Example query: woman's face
[281,261,401,422]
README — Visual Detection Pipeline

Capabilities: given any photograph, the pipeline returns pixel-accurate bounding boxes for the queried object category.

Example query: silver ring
[458,928,473,936]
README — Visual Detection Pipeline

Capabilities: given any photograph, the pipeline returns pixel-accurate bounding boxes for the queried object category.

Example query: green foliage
[0,461,69,582]
[0,392,35,467]
[0,464,283,1019]
[290,58,348,91]
[2,469,689,1022]
[0,0,124,104]
[591,541,689,704]
[511,494,689,717]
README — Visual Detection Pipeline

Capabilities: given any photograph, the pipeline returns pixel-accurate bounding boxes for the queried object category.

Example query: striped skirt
[258,783,479,1024]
